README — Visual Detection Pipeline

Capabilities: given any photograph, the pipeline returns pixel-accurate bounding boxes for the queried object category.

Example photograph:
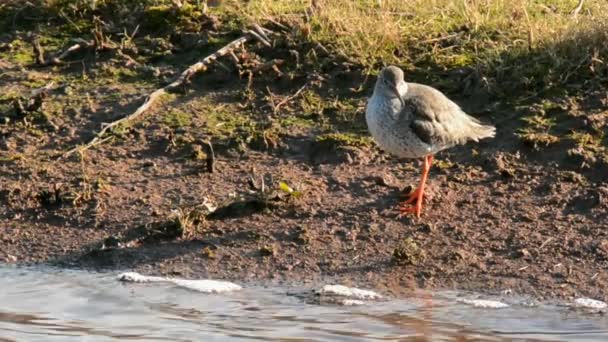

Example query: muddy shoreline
[1,0,608,303]
[2,134,607,300]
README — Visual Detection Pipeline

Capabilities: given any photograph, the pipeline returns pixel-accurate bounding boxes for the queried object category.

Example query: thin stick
[36,40,95,66]
[252,24,272,43]
[251,59,285,74]
[204,140,215,173]
[247,29,271,48]
[538,237,553,250]
[522,5,534,51]
[62,31,270,158]
[30,81,56,98]
[37,17,115,67]
[264,17,290,31]
[32,39,45,65]
[273,83,308,114]
[420,33,461,44]
[571,0,585,17]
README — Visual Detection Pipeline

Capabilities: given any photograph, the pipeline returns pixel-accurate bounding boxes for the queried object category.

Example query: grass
[1,0,606,165]
[235,0,607,97]
[6,0,605,100]
[13,0,602,95]
[163,109,192,128]
[517,113,560,149]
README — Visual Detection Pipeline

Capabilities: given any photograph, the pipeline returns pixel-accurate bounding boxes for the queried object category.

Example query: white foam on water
[118,272,167,283]
[171,279,242,293]
[340,299,366,306]
[318,284,383,300]
[573,298,607,310]
[118,272,242,293]
[458,299,509,309]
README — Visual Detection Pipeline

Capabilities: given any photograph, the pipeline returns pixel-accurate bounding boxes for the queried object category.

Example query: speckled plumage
[365,65,496,218]
[366,66,495,159]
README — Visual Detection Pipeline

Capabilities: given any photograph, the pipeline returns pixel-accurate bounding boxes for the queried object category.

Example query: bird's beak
[390,85,404,107]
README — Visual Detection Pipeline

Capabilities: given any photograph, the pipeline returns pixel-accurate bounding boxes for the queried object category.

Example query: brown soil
[2,94,607,300]
[1,5,608,302]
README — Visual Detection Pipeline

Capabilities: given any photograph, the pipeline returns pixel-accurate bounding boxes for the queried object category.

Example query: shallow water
[1,265,607,341]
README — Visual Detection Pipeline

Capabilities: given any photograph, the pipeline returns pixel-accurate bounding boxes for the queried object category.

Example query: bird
[365,65,495,218]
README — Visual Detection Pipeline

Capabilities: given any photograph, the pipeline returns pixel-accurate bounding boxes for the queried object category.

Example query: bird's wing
[398,83,491,148]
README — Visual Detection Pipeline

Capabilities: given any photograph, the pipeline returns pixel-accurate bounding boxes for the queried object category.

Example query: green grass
[1,0,606,162]
[7,0,603,99]
[233,0,607,98]
[163,109,192,128]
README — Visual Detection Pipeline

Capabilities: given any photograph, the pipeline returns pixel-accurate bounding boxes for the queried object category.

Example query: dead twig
[253,24,273,42]
[419,32,461,44]
[33,39,96,66]
[35,18,115,67]
[571,0,585,17]
[251,59,285,74]
[273,83,308,114]
[247,29,272,48]
[62,29,271,158]
[522,5,534,51]
[30,81,56,98]
[264,17,290,32]
[538,237,554,250]
[13,81,56,115]
[117,49,141,67]
[204,140,215,173]
[228,51,240,65]
[32,39,45,65]
[56,40,95,64]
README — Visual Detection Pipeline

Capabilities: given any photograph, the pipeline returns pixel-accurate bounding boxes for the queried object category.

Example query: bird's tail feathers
[469,121,496,141]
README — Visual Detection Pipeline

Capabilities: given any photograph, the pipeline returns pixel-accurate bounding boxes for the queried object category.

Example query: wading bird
[366,65,495,218]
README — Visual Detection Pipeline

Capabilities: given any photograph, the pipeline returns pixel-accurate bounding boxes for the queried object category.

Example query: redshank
[366,65,495,218]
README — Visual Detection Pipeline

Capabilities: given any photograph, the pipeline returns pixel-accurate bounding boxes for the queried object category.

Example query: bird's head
[374,65,407,106]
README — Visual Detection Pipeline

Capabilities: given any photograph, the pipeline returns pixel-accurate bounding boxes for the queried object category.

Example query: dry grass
[233,0,607,97]
[13,0,605,99]
[2,0,606,159]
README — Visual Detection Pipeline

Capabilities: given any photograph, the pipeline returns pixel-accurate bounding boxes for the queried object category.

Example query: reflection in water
[0,265,607,341]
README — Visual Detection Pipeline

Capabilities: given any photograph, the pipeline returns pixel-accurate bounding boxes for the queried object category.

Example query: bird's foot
[397,187,424,219]
[401,186,422,204]
[396,201,423,219]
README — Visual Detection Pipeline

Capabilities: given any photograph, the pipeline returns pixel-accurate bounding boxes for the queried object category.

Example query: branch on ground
[61,26,272,158]
[33,18,116,67]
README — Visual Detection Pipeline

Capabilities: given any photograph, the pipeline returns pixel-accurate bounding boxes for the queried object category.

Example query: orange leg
[398,155,433,219]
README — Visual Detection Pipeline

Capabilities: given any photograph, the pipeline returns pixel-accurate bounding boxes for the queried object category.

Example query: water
[1,265,607,341]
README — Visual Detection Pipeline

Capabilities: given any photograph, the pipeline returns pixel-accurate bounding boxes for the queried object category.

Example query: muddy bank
[1,0,608,302]
[2,131,607,300]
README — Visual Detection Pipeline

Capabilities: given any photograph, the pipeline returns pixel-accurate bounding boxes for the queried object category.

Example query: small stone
[374,173,395,187]
[102,235,123,249]
[260,244,276,257]
[142,161,156,168]
[418,223,434,233]
[392,237,423,265]
[201,246,216,259]
[515,248,531,258]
